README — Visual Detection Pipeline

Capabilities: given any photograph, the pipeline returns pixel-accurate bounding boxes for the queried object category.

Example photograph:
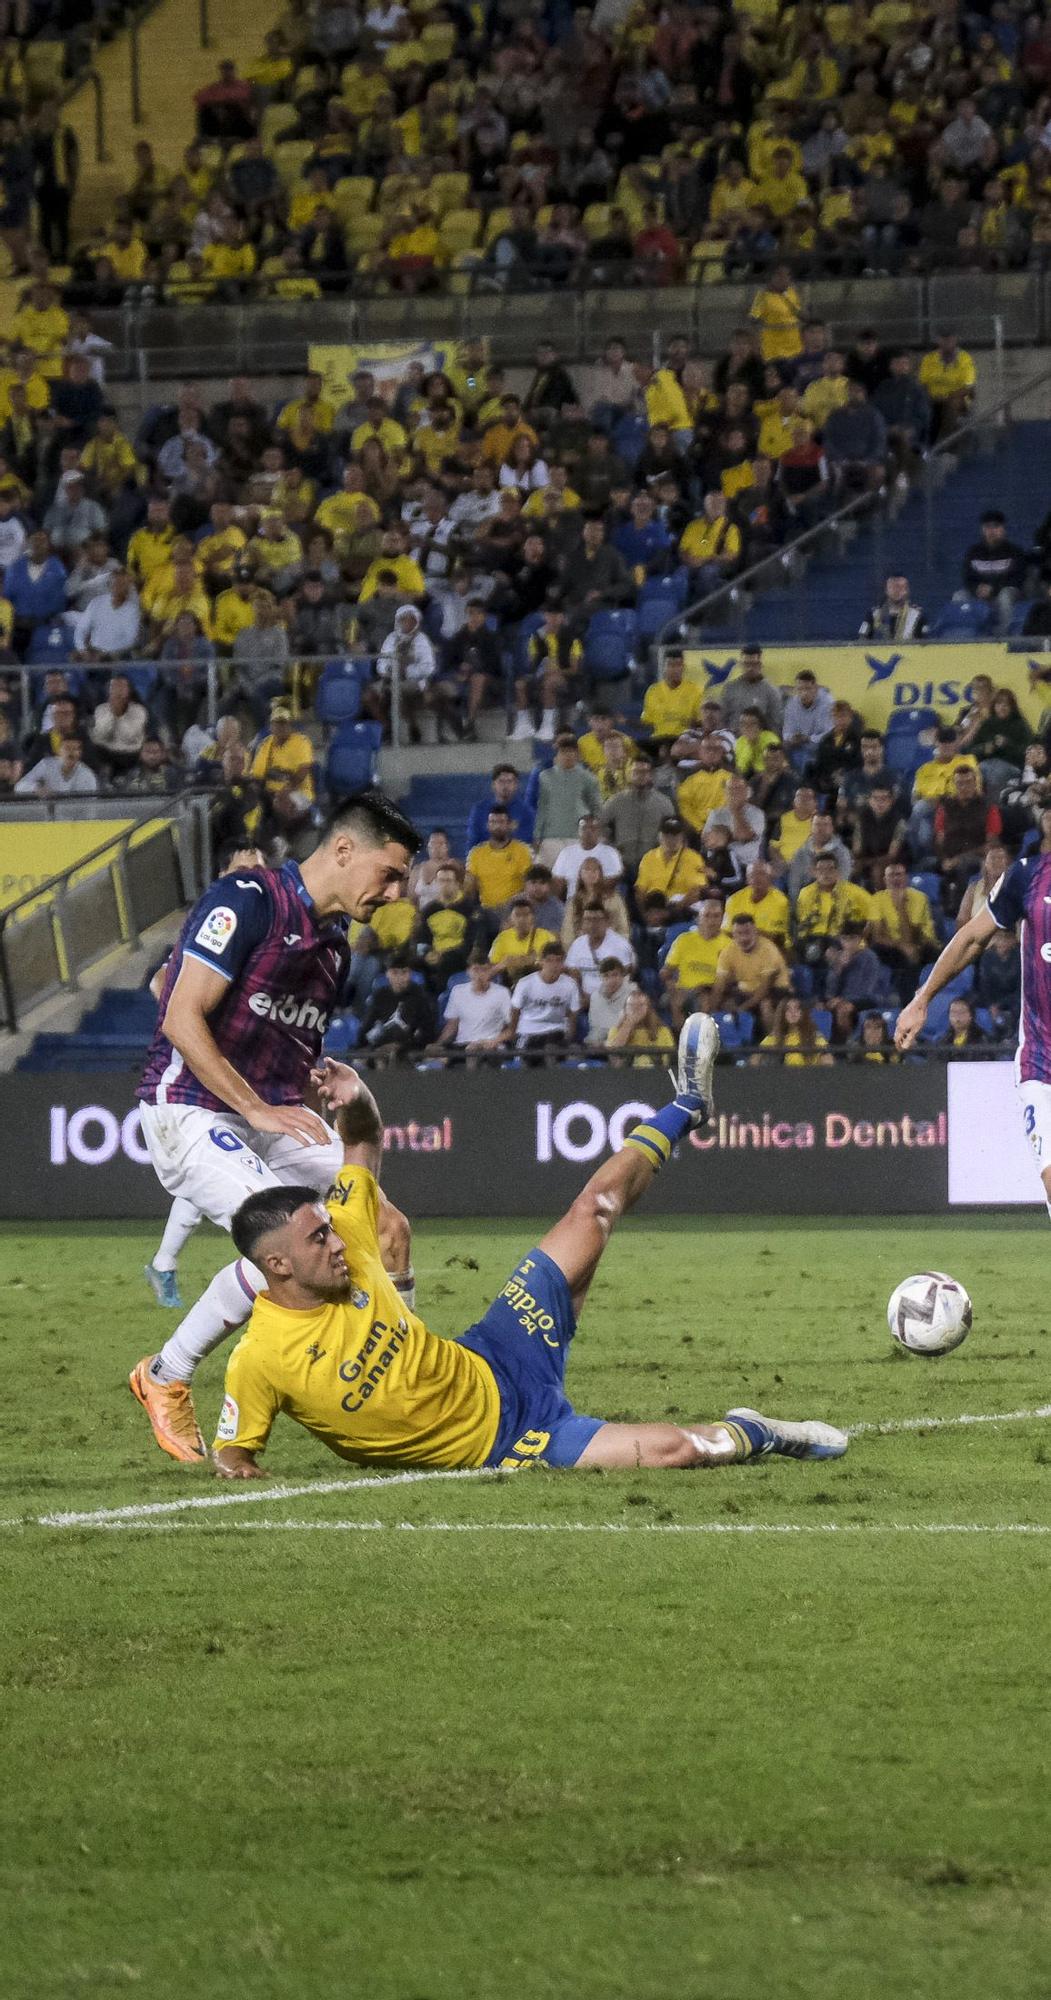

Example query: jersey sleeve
[181,872,273,982]
[325,1164,381,1256]
[213,1335,280,1455]
[987,858,1029,931]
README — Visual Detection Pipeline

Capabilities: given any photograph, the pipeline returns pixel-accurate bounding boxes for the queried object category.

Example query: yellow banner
[683,642,1049,732]
[0,820,135,912]
[309,341,453,409]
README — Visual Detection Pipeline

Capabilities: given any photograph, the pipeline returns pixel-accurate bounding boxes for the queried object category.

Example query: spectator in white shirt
[90,672,149,779]
[564,902,636,998]
[65,533,120,613]
[552,811,624,898]
[704,772,766,874]
[73,568,141,661]
[0,491,26,571]
[15,731,98,796]
[435,955,513,1054]
[510,941,580,1055]
[366,605,439,741]
[42,471,107,557]
[586,959,638,1043]
[781,670,834,758]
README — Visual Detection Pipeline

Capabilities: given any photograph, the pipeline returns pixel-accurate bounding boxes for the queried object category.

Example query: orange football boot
[128,1357,206,1462]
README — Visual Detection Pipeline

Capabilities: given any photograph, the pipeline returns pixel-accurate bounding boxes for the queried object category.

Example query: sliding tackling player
[213,1019,848,1478]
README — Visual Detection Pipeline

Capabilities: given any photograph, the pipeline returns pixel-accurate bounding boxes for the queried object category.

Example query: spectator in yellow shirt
[918,333,976,437]
[358,533,426,603]
[867,859,938,999]
[800,350,850,430]
[577,705,634,775]
[637,361,691,434]
[709,913,792,1030]
[196,502,247,587]
[709,161,760,227]
[314,467,382,551]
[679,491,742,590]
[249,700,315,836]
[277,370,336,436]
[99,221,148,283]
[489,898,557,981]
[769,784,819,870]
[661,893,727,1027]
[480,396,540,467]
[725,860,791,949]
[635,815,709,915]
[756,995,833,1066]
[750,265,803,363]
[127,499,175,585]
[754,147,810,219]
[143,548,212,639]
[641,648,704,741]
[466,808,533,911]
[911,731,979,803]
[213,566,259,651]
[12,281,70,364]
[80,411,143,500]
[733,707,782,779]
[795,851,873,959]
[678,738,733,832]
[351,397,409,458]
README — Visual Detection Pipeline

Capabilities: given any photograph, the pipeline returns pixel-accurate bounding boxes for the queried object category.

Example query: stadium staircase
[700,420,1051,646]
[18,985,158,1071]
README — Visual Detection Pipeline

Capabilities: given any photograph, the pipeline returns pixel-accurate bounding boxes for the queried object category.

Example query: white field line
[2,1403,1051,1534]
[82,1519,1051,1538]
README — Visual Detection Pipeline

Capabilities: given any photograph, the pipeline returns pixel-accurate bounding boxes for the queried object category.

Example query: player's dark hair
[319,788,421,856]
[231,1185,323,1262]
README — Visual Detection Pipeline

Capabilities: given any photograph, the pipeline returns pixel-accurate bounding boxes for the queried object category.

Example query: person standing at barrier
[129,790,421,1464]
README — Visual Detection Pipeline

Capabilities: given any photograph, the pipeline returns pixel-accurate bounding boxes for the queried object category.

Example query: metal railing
[62,279,1051,384]
[0,799,207,1031]
[657,358,1051,655]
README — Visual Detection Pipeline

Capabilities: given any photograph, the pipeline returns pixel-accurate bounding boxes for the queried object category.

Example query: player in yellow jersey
[213,1027,847,1477]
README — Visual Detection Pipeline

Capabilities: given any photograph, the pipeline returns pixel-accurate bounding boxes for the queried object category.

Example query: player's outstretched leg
[537,1014,848,1471]
[143,1196,201,1309]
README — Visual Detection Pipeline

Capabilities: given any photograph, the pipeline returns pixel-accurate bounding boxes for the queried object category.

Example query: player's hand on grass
[310,1057,363,1110]
[894,995,926,1050]
[213,1449,267,1480]
[253,1100,334,1147]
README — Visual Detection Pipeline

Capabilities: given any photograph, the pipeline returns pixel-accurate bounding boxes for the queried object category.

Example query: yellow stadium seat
[582,203,611,240]
[483,205,511,245]
[273,141,314,189]
[431,171,469,214]
[332,175,375,217]
[440,208,481,252]
[345,212,386,252]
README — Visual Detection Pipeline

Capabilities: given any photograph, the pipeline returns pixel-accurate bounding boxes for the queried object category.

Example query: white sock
[149,1258,263,1383]
[684,1425,743,1465]
[392,1269,416,1312]
[152,1197,201,1274]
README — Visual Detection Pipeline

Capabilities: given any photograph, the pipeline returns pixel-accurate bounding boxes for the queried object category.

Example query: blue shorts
[457,1247,605,1469]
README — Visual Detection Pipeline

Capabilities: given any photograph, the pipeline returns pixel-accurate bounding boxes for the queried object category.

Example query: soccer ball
[887,1273,973,1356]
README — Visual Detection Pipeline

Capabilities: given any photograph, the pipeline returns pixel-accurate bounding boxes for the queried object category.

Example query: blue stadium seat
[611,414,648,468]
[887,707,939,737]
[315,661,363,728]
[926,599,993,639]
[127,665,157,703]
[25,620,72,665]
[323,1013,360,1055]
[439,971,469,1022]
[812,1007,833,1040]
[636,591,686,643]
[324,720,382,795]
[909,871,942,907]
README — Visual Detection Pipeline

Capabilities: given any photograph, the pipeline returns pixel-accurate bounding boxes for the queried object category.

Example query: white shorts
[139,1102,344,1230]
[1017,1078,1051,1180]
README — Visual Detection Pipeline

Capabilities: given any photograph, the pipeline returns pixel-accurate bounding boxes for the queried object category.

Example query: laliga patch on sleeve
[195,904,237,955]
[216,1394,239,1442]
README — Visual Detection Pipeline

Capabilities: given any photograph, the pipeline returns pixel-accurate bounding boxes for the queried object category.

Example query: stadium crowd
[14,0,1051,297]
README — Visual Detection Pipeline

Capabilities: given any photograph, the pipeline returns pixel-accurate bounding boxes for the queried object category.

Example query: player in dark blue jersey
[896,835,1048,1199]
[130,790,421,1464]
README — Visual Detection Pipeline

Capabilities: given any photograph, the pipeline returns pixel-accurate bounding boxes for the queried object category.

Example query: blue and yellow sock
[623,1100,695,1172]
[722,1414,772,1459]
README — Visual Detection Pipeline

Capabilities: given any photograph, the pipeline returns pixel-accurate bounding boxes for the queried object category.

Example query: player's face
[287,1203,352,1301]
[340,838,412,920]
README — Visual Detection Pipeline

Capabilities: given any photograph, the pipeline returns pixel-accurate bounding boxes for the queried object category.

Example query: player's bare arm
[214,1444,265,1479]
[163,955,332,1147]
[311,1058,384,1177]
[895,906,997,1050]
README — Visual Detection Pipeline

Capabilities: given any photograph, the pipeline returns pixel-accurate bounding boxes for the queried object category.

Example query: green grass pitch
[4,1211,1051,2000]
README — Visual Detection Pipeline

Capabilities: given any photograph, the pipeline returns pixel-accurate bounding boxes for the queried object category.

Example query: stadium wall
[0,1065,1023,1220]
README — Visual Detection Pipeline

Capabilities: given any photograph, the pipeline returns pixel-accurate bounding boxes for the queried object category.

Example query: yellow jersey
[664,928,724,990]
[750,284,803,362]
[868,886,937,947]
[644,368,691,431]
[250,729,315,802]
[213,588,257,648]
[677,767,731,830]
[912,753,979,800]
[490,924,555,965]
[635,844,707,901]
[641,676,703,738]
[358,554,426,601]
[215,1166,501,1468]
[368,898,416,950]
[918,349,976,402]
[467,838,533,909]
[577,728,634,774]
[795,880,872,937]
[759,1029,830,1067]
[724,884,791,946]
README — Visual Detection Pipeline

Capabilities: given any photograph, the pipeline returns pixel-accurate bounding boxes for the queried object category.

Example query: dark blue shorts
[457,1247,605,1469]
